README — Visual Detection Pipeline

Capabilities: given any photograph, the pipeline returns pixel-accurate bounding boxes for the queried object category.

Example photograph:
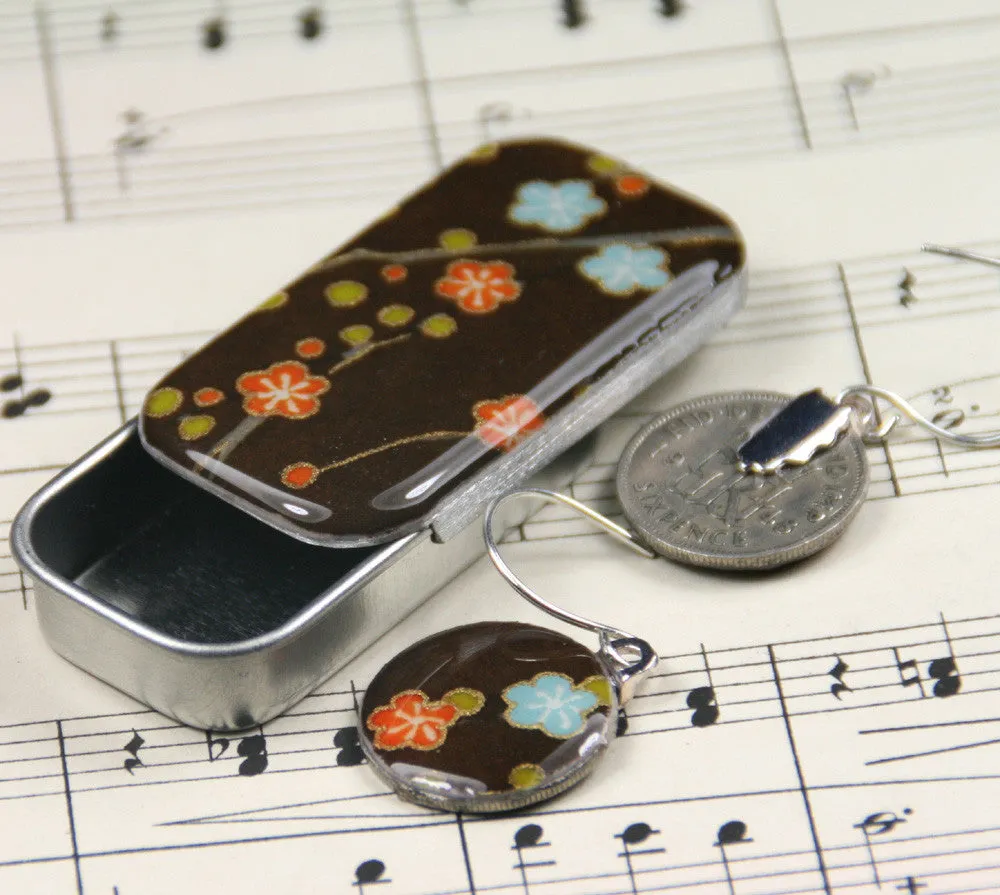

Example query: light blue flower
[508,179,607,233]
[502,673,600,739]
[578,244,670,296]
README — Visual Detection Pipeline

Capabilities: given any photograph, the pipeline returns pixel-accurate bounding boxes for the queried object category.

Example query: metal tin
[11,138,747,730]
[12,423,595,731]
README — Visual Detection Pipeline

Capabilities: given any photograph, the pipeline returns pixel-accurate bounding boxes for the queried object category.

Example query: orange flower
[295,337,326,359]
[434,260,521,314]
[281,461,319,489]
[380,263,407,283]
[193,387,224,407]
[367,691,461,751]
[614,173,650,198]
[236,360,330,419]
[473,395,545,451]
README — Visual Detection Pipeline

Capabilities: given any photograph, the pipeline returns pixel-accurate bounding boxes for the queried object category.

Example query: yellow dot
[419,314,457,339]
[178,415,215,441]
[439,228,478,250]
[257,291,288,311]
[377,304,415,328]
[508,764,545,790]
[467,142,499,163]
[325,280,368,308]
[340,324,374,346]
[145,387,183,418]
[579,675,613,707]
[442,689,485,715]
[586,154,621,175]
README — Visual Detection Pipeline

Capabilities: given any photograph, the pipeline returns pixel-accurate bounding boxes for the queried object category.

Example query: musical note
[893,647,926,697]
[477,102,532,141]
[100,9,119,43]
[896,875,927,893]
[205,729,268,775]
[202,3,227,50]
[206,730,230,762]
[561,0,585,29]
[298,6,323,41]
[1,372,52,419]
[714,820,752,895]
[479,103,513,140]
[931,407,966,431]
[928,656,961,698]
[899,268,918,308]
[333,727,365,766]
[930,614,961,698]
[687,644,720,726]
[236,730,268,776]
[113,109,167,194]
[855,808,912,886]
[616,707,629,736]
[616,822,664,895]
[658,0,684,16]
[122,729,145,774]
[686,687,719,727]
[512,824,554,893]
[829,656,851,700]
[353,858,389,893]
[841,66,891,131]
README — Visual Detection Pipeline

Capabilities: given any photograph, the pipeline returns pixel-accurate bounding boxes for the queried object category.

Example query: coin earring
[481,382,1000,572]
[611,244,1000,569]
[357,490,658,814]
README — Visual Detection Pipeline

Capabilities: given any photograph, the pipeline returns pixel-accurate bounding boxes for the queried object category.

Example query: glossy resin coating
[360,622,617,813]
[140,138,744,546]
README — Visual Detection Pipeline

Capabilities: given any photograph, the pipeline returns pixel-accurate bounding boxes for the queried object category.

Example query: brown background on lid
[140,139,743,543]
[360,622,612,795]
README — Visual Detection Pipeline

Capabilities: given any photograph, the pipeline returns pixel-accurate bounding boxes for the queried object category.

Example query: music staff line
[1,613,998,805]
[5,42,1000,227]
[3,620,1000,892]
[1,241,996,423]
[409,836,1000,895]
[6,776,1000,895]
[5,0,1000,63]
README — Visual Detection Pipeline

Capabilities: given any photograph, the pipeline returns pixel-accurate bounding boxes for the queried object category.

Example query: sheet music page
[2,1,1000,892]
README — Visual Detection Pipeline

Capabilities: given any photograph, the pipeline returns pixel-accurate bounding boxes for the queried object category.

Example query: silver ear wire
[483,488,657,702]
[836,385,1000,449]
[922,244,1000,270]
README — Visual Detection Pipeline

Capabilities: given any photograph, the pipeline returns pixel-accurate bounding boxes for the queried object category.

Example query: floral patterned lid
[140,138,744,546]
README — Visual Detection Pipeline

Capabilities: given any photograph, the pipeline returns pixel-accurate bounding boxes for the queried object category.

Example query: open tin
[12,138,746,731]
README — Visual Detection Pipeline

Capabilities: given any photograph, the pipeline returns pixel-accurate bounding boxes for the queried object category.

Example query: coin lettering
[616,393,869,570]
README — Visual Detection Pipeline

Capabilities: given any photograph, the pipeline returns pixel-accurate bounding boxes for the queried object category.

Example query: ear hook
[835,384,1000,449]
[922,244,1000,270]
[483,488,658,702]
[832,244,1000,447]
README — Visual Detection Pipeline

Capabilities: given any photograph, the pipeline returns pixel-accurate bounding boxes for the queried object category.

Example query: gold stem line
[319,430,471,472]
[308,227,739,274]
[328,333,410,376]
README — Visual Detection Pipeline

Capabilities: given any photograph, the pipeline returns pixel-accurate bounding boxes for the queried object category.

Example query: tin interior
[26,428,379,644]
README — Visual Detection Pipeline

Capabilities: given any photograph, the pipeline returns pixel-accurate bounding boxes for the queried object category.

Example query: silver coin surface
[616,392,869,570]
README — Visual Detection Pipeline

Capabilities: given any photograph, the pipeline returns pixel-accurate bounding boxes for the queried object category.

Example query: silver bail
[599,635,659,705]
[737,388,854,475]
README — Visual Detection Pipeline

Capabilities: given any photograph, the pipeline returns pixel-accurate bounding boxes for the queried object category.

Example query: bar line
[766,0,812,149]
[399,0,444,171]
[34,4,75,222]
[56,720,84,894]
[767,644,832,894]
[838,262,901,497]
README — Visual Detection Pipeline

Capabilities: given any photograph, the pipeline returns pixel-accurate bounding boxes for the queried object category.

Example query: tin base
[14,423,591,730]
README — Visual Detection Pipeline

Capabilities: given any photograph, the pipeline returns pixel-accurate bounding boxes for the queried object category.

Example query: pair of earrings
[359,244,1000,814]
